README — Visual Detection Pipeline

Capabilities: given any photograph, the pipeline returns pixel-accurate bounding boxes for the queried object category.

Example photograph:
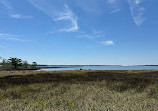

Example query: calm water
[37,65,158,71]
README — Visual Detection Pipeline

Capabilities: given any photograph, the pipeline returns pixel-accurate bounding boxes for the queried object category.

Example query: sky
[0,0,158,65]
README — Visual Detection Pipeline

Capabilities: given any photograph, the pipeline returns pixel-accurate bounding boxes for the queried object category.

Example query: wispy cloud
[111,8,120,13]
[101,40,114,45]
[128,0,145,26]
[55,4,79,32]
[135,0,143,4]
[10,14,33,19]
[107,0,120,13]
[0,33,26,41]
[107,0,117,4]
[76,30,104,39]
[0,0,33,19]
[28,0,78,32]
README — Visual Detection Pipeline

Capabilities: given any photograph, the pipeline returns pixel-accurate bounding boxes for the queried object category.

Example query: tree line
[0,57,38,70]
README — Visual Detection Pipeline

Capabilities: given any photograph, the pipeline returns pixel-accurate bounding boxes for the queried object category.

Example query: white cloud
[76,30,104,39]
[55,4,79,32]
[101,40,114,45]
[0,33,26,41]
[107,0,145,25]
[107,0,120,14]
[111,8,120,13]
[135,0,142,4]
[10,14,33,19]
[107,0,117,4]
[28,0,78,32]
[128,0,145,26]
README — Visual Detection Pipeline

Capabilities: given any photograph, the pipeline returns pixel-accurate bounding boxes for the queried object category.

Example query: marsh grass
[0,70,158,111]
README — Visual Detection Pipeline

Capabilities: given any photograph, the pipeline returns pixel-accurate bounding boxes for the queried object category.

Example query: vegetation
[0,70,157,111]
[0,56,38,70]
[8,58,23,69]
[31,62,37,69]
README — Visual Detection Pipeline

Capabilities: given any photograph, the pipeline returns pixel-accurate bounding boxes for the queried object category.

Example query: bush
[0,56,37,70]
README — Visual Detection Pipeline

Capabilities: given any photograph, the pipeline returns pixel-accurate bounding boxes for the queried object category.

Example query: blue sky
[0,0,158,65]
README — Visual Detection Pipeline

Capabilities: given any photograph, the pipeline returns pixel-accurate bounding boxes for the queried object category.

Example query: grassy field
[0,70,158,111]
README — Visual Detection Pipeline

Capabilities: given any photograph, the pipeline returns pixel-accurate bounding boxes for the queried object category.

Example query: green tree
[0,56,2,65]
[22,61,29,69]
[0,58,12,70]
[8,58,22,69]
[0,57,2,69]
[32,62,37,69]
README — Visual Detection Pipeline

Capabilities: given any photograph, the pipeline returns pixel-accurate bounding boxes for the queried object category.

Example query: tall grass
[0,70,158,111]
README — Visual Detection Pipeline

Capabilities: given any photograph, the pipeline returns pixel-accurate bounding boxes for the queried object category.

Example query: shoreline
[0,70,157,77]
[38,67,68,69]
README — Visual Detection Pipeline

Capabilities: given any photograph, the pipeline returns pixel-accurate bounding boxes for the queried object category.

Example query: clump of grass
[147,85,158,99]
[67,103,78,109]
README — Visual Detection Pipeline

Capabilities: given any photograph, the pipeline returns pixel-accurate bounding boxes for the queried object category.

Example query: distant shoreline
[38,67,68,69]
[37,65,158,67]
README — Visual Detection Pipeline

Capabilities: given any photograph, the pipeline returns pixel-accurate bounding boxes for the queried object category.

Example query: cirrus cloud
[28,0,78,32]
[10,14,33,19]
[101,40,114,45]
[128,0,145,26]
[0,33,26,41]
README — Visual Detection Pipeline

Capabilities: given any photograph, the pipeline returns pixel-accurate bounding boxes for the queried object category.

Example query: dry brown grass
[0,70,158,111]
